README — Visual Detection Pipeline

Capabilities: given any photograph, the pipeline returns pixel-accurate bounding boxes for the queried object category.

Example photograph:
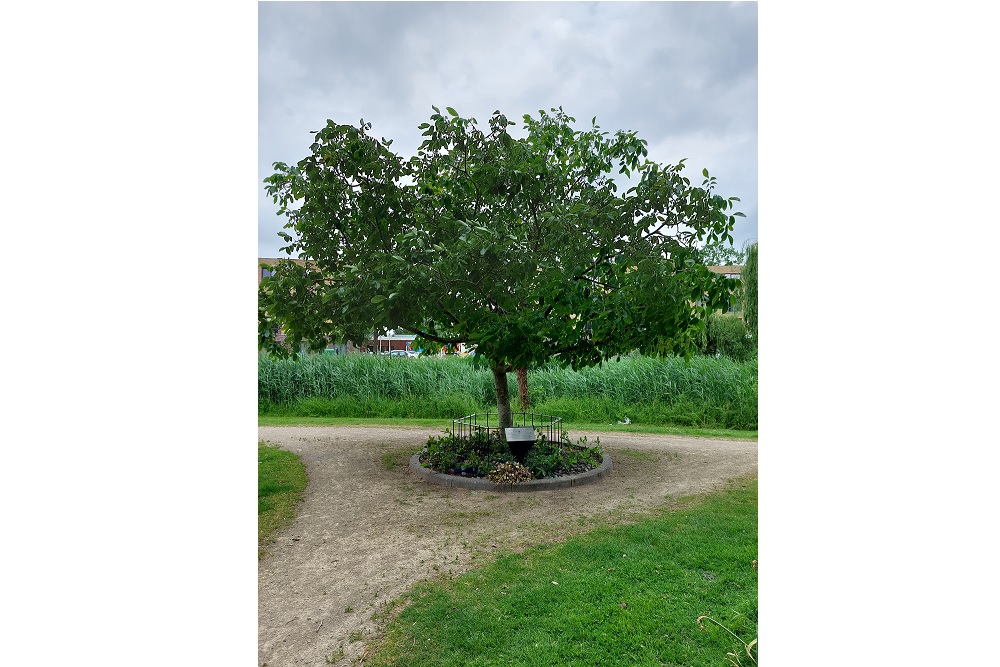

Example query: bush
[743,242,758,343]
[419,429,603,480]
[698,313,756,362]
[523,435,603,478]
[421,430,513,477]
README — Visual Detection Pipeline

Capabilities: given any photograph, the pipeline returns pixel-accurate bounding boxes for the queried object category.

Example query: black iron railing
[452,412,563,444]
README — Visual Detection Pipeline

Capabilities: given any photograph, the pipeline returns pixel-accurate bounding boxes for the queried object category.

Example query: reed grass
[258,353,757,430]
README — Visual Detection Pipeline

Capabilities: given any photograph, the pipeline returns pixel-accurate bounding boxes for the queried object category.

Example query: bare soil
[257,425,758,667]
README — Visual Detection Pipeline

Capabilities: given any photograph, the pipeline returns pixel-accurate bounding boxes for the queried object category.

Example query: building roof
[707,265,743,275]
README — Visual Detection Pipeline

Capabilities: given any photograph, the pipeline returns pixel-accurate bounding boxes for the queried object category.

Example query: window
[261,267,274,279]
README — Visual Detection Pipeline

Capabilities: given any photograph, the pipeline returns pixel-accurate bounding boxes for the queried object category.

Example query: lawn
[258,441,308,559]
[364,476,758,666]
[257,415,756,440]
[257,425,757,664]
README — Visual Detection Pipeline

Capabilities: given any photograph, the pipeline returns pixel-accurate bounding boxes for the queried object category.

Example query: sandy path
[257,425,758,666]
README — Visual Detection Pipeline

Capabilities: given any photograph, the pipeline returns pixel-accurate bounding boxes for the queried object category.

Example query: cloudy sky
[8,7,1000,663]
[258,1,757,259]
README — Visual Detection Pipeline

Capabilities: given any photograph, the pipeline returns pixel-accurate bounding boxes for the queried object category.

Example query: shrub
[421,430,513,477]
[419,429,602,480]
[523,434,603,478]
[698,313,755,362]
[743,242,758,343]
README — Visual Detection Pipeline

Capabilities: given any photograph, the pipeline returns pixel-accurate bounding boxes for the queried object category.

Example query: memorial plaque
[504,427,536,442]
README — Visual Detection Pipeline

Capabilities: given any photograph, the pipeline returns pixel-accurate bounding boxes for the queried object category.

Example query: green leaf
[261,106,745,394]
[702,168,709,178]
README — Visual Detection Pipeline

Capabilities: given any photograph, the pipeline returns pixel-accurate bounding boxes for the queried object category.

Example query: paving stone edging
[409,453,613,492]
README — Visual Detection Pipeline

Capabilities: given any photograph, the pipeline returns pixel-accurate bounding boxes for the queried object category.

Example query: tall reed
[258,353,758,429]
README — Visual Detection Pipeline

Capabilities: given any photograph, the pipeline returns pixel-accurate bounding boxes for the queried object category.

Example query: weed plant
[259,354,757,430]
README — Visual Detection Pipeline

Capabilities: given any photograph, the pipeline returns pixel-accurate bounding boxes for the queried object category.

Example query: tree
[696,240,746,266]
[516,367,530,411]
[259,107,744,431]
[742,242,758,343]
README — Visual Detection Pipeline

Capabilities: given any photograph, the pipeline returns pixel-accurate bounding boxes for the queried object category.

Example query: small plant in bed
[419,430,602,482]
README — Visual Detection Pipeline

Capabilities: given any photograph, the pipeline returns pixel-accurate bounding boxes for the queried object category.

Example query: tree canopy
[259,107,744,427]
[696,240,747,267]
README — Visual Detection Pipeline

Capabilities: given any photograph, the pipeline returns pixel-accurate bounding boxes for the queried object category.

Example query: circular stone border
[409,453,613,492]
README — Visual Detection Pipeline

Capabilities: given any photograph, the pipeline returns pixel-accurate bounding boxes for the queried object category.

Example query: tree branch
[399,326,464,345]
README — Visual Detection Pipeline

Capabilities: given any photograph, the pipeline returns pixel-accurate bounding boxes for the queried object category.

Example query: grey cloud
[258,1,757,258]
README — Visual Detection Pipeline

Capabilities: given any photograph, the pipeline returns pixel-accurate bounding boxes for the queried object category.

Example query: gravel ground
[257,425,758,667]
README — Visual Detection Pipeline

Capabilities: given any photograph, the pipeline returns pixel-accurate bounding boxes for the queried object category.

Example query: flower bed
[418,429,603,484]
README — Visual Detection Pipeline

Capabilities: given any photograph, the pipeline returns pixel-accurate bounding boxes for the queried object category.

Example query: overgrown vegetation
[258,354,757,430]
[258,442,308,559]
[419,429,603,481]
[742,242,757,345]
[696,313,755,362]
[364,476,758,667]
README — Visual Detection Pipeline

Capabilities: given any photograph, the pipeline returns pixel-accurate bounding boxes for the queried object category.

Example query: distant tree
[697,240,746,266]
[742,242,758,343]
[259,107,744,430]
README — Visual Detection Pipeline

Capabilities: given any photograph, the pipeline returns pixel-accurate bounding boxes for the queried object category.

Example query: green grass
[566,422,757,440]
[258,441,308,559]
[256,415,756,440]
[381,446,417,471]
[618,448,657,461]
[258,415,454,429]
[365,476,757,667]
[259,353,757,431]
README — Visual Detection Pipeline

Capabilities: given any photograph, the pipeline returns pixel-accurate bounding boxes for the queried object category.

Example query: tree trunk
[490,360,513,432]
[516,367,530,412]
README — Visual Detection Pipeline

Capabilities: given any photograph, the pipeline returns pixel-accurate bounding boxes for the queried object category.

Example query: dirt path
[257,425,758,667]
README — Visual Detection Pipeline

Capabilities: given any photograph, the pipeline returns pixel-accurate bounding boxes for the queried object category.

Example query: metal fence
[452,412,563,444]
